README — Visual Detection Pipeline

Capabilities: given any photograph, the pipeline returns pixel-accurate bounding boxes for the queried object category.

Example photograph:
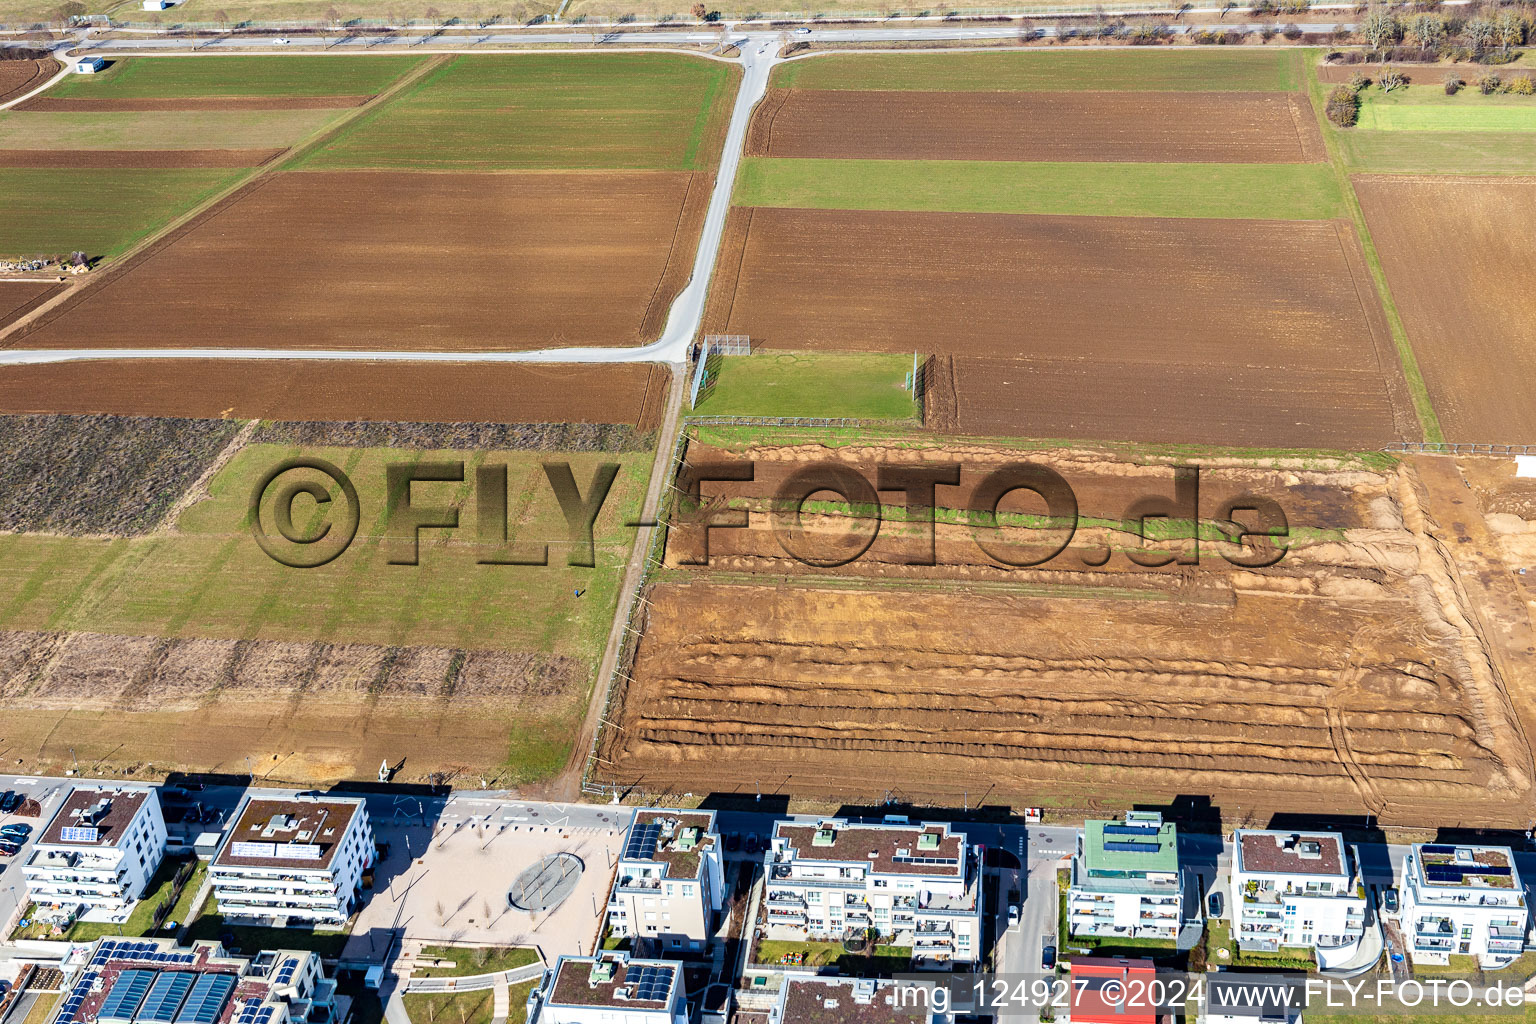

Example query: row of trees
[1361,3,1532,60]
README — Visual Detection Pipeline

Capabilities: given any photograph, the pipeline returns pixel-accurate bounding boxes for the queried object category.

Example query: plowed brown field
[0,58,57,105]
[600,439,1536,825]
[746,89,1326,163]
[0,359,670,425]
[11,169,711,352]
[0,148,282,168]
[704,207,1413,446]
[1355,175,1536,443]
[0,281,65,330]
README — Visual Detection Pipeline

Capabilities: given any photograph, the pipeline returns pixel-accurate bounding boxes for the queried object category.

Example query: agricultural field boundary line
[0,52,450,347]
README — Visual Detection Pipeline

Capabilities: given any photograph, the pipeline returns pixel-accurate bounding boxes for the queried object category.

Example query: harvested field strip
[0,628,582,709]
[0,149,282,168]
[302,53,740,172]
[1354,176,1536,443]
[773,49,1305,92]
[0,58,57,105]
[933,354,1404,449]
[43,55,426,99]
[746,90,1325,164]
[734,159,1346,220]
[0,108,353,150]
[702,208,1405,372]
[0,414,240,536]
[0,359,668,428]
[0,167,243,263]
[12,170,706,351]
[18,95,374,112]
[0,282,63,331]
[1357,105,1536,131]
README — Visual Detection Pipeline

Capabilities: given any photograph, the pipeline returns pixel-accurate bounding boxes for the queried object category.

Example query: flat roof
[623,810,716,881]
[1236,831,1347,877]
[549,957,676,1009]
[1083,818,1178,874]
[780,979,925,1023]
[1414,844,1520,889]
[214,798,360,871]
[40,787,153,848]
[775,822,964,877]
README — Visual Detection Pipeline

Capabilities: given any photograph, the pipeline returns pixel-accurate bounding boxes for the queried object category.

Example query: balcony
[1487,937,1524,953]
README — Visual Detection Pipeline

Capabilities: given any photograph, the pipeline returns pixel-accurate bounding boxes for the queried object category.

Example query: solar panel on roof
[623,824,660,862]
[627,966,673,1002]
[1422,845,1457,855]
[1104,840,1163,854]
[175,972,235,1024]
[140,972,195,1023]
[99,969,156,1022]
[59,826,100,843]
[1103,824,1159,837]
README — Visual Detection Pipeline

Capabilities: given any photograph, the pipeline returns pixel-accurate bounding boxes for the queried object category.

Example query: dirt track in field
[0,359,671,426]
[17,95,372,112]
[1355,176,1536,444]
[0,282,65,330]
[0,59,57,105]
[601,439,1536,825]
[0,148,282,168]
[11,170,711,352]
[705,207,1414,446]
[746,89,1326,163]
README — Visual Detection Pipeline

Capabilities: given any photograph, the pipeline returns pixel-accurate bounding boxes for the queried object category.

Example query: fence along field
[1354,176,1536,444]
[0,414,655,786]
[598,433,1536,825]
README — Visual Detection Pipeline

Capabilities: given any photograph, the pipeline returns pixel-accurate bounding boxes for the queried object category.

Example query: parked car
[0,791,20,813]
[725,832,741,852]
[793,26,811,32]
[1207,891,1223,919]
[1382,888,1399,914]
[0,823,32,839]
[0,842,20,857]
[273,36,291,43]
[1041,943,1057,970]
[1007,904,1020,929]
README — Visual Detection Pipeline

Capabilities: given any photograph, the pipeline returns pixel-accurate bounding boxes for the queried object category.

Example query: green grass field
[302,53,738,171]
[1357,103,1536,130]
[413,946,540,978]
[45,55,425,98]
[0,167,243,260]
[0,444,647,658]
[773,49,1305,92]
[735,158,1345,220]
[695,352,919,420]
[0,108,348,150]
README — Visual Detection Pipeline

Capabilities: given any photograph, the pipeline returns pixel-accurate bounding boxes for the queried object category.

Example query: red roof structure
[1069,956,1159,1024]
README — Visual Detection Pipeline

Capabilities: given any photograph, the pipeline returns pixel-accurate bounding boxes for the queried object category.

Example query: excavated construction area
[598,438,1536,825]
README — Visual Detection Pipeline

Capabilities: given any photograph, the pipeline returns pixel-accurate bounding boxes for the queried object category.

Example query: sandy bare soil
[12,170,711,352]
[1355,175,1536,443]
[0,359,671,427]
[705,208,1414,446]
[0,281,64,330]
[747,89,1326,163]
[599,438,1536,825]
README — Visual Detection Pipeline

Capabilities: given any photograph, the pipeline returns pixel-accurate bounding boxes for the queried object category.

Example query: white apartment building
[1201,973,1305,1024]
[1068,811,1181,942]
[210,796,374,927]
[761,818,982,969]
[525,953,687,1024]
[1401,843,1528,967]
[24,785,167,925]
[606,808,725,953]
[1230,830,1367,970]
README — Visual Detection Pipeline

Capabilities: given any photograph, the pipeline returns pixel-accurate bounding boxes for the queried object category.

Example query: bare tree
[1360,4,1399,54]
